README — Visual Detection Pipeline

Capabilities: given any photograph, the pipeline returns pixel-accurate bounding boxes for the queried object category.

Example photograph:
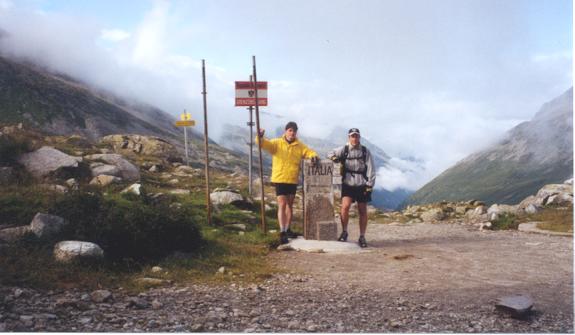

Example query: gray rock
[210,190,244,206]
[30,213,67,239]
[89,175,122,187]
[0,225,31,242]
[18,146,82,179]
[91,290,112,303]
[53,241,104,263]
[525,204,541,214]
[127,297,150,309]
[420,208,446,222]
[495,295,534,318]
[84,154,140,182]
[121,183,142,196]
[90,163,121,178]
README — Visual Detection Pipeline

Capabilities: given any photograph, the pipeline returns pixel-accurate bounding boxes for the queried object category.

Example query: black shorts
[275,183,297,196]
[341,184,371,203]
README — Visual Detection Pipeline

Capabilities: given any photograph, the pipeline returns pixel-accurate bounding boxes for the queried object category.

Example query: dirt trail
[1,222,572,332]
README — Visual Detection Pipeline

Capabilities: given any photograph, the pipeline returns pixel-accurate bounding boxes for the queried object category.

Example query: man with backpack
[327,128,376,248]
[257,121,319,244]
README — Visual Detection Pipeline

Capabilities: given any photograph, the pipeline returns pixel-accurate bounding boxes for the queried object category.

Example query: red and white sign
[235,81,268,106]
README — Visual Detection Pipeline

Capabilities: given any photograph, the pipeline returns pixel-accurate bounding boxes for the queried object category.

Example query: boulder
[495,295,534,318]
[518,195,544,210]
[90,175,122,187]
[17,146,82,179]
[536,184,573,201]
[487,204,518,219]
[54,241,104,263]
[210,190,244,206]
[0,167,15,185]
[84,154,140,182]
[30,213,67,239]
[465,205,487,222]
[524,204,541,215]
[420,208,446,222]
[544,192,573,206]
[564,178,573,185]
[121,183,143,196]
[0,225,31,242]
[100,135,179,159]
[90,163,121,177]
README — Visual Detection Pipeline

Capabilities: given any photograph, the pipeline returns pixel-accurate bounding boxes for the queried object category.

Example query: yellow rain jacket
[256,136,318,184]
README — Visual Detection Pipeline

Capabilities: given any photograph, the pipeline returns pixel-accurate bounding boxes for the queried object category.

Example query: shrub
[0,134,32,165]
[491,213,519,230]
[51,191,203,263]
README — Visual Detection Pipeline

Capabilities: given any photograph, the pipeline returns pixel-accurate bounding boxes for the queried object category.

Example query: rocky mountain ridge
[406,87,573,206]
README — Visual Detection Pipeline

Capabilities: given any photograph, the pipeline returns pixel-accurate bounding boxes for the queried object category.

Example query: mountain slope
[405,88,573,206]
[0,55,247,170]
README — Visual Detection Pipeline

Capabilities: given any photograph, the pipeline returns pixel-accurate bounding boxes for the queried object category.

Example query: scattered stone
[121,183,142,196]
[89,175,122,187]
[495,295,534,318]
[210,190,244,206]
[84,154,140,182]
[0,225,32,242]
[134,278,170,287]
[29,213,67,239]
[127,297,150,309]
[90,290,112,303]
[17,146,82,179]
[151,266,163,273]
[53,241,104,263]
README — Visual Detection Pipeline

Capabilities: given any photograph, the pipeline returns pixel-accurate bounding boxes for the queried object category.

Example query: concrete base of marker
[278,237,367,254]
[317,221,337,241]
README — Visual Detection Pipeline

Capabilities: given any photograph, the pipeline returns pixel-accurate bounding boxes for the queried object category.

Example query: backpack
[341,145,368,182]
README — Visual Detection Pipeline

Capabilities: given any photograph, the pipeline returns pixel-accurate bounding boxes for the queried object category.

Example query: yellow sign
[175,120,195,127]
[180,112,192,121]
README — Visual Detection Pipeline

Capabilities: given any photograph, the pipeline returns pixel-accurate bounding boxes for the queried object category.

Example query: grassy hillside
[405,157,572,206]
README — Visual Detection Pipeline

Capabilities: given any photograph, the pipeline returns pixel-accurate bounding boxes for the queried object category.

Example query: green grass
[531,206,573,233]
[491,213,519,230]
[0,183,281,291]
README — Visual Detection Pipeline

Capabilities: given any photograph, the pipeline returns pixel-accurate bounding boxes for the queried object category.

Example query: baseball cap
[348,128,361,135]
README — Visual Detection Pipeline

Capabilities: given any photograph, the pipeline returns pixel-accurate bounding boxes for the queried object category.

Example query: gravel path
[1,222,573,332]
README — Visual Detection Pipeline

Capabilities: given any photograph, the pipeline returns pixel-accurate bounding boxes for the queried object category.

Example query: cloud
[0,0,570,192]
[100,29,131,42]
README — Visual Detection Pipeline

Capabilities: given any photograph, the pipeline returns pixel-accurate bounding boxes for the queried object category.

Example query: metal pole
[183,122,189,166]
[201,59,212,226]
[248,105,254,196]
[252,56,266,233]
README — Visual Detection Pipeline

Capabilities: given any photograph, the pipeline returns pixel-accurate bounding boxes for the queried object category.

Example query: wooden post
[201,59,212,225]
[252,56,266,233]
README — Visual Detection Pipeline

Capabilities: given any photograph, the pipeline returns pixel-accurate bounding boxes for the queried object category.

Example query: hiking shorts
[275,183,297,196]
[341,184,371,203]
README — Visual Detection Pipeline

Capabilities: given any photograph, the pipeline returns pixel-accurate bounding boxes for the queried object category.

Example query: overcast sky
[0,0,572,190]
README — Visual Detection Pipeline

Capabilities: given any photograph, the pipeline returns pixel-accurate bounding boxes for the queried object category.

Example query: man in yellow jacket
[256,121,318,244]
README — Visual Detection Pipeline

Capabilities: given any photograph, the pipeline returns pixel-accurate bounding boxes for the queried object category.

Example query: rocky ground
[1,221,572,332]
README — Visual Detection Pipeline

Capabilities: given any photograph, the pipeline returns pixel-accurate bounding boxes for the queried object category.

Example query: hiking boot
[358,236,368,248]
[337,231,348,242]
[286,228,299,239]
[280,232,289,244]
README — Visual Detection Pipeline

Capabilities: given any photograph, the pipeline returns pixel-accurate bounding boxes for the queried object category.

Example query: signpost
[235,81,268,107]
[234,59,267,233]
[251,56,266,233]
[175,111,195,165]
[202,59,212,226]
